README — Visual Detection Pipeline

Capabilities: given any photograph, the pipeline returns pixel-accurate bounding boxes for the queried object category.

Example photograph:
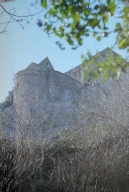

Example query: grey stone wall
[6,57,86,138]
[1,47,129,139]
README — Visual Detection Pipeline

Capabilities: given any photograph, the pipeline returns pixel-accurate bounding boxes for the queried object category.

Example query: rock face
[1,47,129,139]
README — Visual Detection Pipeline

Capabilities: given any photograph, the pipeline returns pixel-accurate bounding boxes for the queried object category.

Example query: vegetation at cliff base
[0,90,13,109]
[1,126,129,192]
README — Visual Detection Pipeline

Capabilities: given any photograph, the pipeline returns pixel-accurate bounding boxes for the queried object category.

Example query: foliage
[0,90,13,109]
[40,0,129,80]
[82,49,129,81]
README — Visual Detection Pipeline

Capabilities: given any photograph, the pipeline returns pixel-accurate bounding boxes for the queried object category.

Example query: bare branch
[0,3,43,34]
[0,4,43,18]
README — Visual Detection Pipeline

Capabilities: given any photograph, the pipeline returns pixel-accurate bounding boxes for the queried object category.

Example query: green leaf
[116,22,121,28]
[78,38,83,45]
[97,36,101,41]
[103,14,108,23]
[93,31,97,37]
[84,9,90,16]
[72,14,80,22]
[108,1,116,15]
[119,40,126,48]
[41,0,47,8]
[46,24,52,32]
[66,34,74,45]
[49,9,56,16]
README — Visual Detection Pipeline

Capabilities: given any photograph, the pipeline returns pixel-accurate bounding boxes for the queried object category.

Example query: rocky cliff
[1,47,129,139]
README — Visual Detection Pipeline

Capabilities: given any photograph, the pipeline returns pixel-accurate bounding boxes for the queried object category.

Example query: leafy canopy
[41,0,129,80]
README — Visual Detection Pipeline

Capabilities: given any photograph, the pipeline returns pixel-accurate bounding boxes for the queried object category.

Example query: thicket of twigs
[1,123,129,192]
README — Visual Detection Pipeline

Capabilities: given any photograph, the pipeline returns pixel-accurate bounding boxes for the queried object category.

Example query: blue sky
[0,0,127,101]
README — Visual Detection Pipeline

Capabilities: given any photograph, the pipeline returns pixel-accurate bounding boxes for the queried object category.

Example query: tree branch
[0,3,44,34]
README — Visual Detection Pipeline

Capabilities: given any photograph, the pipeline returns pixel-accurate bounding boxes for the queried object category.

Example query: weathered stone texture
[1,47,129,139]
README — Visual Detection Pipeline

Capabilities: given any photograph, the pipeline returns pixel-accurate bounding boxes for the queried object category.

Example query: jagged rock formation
[1,47,129,139]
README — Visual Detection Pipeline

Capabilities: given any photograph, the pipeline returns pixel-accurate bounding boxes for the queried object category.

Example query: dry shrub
[2,125,129,192]
[39,133,129,192]
[11,125,128,192]
[0,137,16,192]
[0,134,45,192]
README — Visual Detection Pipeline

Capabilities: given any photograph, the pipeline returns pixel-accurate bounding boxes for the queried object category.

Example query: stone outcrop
[1,47,129,139]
